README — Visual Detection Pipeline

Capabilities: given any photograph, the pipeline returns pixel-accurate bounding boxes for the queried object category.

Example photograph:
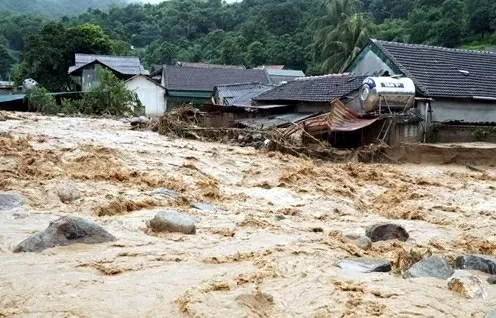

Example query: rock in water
[57,182,80,203]
[192,203,216,213]
[335,258,391,273]
[447,270,487,299]
[151,188,180,199]
[341,233,372,251]
[0,192,24,211]
[365,223,409,242]
[146,210,196,234]
[13,216,117,253]
[403,255,454,279]
[488,275,496,285]
[456,254,496,274]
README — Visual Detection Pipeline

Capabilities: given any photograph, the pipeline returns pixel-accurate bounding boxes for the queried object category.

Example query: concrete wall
[125,76,166,116]
[428,99,496,123]
[430,125,496,143]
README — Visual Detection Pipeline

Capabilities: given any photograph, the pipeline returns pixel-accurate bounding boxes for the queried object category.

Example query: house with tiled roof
[346,39,496,142]
[68,54,148,91]
[253,73,366,113]
[152,64,271,110]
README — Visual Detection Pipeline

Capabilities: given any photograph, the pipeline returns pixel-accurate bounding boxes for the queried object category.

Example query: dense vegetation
[0,0,126,17]
[2,0,496,89]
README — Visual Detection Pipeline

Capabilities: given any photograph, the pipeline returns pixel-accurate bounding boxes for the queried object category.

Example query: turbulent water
[1,113,496,317]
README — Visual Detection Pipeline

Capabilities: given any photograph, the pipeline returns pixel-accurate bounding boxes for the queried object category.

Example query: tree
[434,0,464,47]
[312,0,374,73]
[20,22,114,91]
[0,45,13,79]
[245,41,267,67]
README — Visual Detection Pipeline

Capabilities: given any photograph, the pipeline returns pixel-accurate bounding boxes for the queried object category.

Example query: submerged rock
[151,188,180,199]
[342,233,372,251]
[335,258,391,273]
[488,275,496,285]
[456,254,496,274]
[365,223,409,242]
[403,255,454,279]
[192,202,216,213]
[447,270,487,299]
[146,210,196,234]
[13,216,117,253]
[57,182,81,203]
[0,192,24,211]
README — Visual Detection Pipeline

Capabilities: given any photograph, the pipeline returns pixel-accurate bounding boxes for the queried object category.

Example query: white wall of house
[428,99,496,123]
[125,76,166,116]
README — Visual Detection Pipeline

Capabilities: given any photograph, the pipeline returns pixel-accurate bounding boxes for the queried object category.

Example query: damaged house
[346,39,496,143]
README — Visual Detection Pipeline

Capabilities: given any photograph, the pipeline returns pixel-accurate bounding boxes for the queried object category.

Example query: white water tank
[22,78,38,92]
[360,77,415,112]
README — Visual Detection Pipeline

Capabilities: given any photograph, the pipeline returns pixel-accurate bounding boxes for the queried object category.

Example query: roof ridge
[294,73,353,81]
[75,53,140,59]
[373,39,496,55]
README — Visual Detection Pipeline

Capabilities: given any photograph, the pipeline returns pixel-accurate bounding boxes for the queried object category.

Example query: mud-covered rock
[146,210,196,234]
[192,202,216,213]
[447,270,487,299]
[403,255,454,279]
[456,254,496,274]
[0,192,24,211]
[365,223,409,242]
[335,258,391,273]
[57,182,81,203]
[342,233,372,251]
[13,216,117,253]
[130,116,150,126]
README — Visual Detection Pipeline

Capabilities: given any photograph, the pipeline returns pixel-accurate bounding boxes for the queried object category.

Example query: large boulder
[365,223,409,242]
[335,258,391,273]
[0,192,24,211]
[13,216,117,253]
[146,210,196,234]
[57,182,81,203]
[403,255,454,279]
[456,254,496,274]
[447,270,487,299]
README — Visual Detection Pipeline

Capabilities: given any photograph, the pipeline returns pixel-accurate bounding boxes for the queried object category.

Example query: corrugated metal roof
[237,112,317,129]
[0,94,26,103]
[68,54,146,75]
[213,82,276,107]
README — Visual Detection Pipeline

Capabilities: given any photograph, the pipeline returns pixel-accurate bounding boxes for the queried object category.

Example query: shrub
[61,68,143,116]
[472,127,490,141]
[27,86,59,114]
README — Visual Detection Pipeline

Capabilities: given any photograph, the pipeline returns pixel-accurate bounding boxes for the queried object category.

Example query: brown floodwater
[1,113,496,317]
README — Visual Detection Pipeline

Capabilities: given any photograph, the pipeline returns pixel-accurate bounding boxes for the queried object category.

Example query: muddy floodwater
[1,113,496,317]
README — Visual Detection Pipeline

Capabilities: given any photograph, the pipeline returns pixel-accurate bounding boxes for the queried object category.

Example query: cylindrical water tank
[360,77,415,112]
[22,78,38,92]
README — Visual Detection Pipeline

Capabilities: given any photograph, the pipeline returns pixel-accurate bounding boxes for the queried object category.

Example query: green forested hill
[1,0,496,85]
[0,0,126,17]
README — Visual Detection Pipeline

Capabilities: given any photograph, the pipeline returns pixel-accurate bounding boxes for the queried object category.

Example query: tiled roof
[254,74,366,102]
[213,82,275,107]
[371,39,496,99]
[163,65,271,91]
[68,54,146,75]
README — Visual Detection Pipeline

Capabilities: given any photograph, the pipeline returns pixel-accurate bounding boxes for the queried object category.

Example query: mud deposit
[2,113,496,317]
